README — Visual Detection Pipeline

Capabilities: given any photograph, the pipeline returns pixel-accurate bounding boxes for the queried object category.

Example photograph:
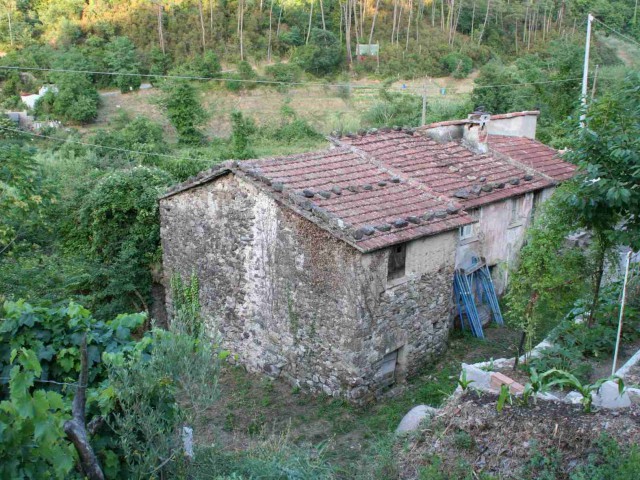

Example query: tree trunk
[396,4,403,43]
[237,0,245,60]
[306,0,314,44]
[210,0,214,40]
[158,4,166,54]
[588,237,607,327]
[369,0,381,45]
[406,0,413,50]
[471,0,476,38]
[64,336,105,480]
[319,0,326,30]
[198,0,206,51]
[6,4,13,47]
[267,0,274,61]
[392,0,398,42]
[477,0,490,44]
[276,6,283,36]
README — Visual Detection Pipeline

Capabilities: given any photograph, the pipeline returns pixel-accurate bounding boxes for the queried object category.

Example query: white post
[580,13,594,126]
[612,251,633,376]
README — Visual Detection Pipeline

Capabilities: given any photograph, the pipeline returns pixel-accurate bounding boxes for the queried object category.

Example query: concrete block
[592,380,631,409]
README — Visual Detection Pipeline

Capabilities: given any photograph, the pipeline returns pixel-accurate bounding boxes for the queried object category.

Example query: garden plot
[397,389,640,479]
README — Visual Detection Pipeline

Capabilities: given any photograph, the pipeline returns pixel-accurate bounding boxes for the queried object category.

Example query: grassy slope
[200,326,522,478]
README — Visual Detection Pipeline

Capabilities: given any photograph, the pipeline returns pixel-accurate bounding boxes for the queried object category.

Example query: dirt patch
[398,390,640,479]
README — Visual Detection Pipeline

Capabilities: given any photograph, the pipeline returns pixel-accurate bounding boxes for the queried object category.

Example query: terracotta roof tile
[488,135,576,181]
[161,125,575,253]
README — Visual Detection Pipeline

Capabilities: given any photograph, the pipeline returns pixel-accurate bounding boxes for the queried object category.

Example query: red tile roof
[162,127,574,253]
[488,135,576,181]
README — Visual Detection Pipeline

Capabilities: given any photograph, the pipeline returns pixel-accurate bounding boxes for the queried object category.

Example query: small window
[387,243,407,281]
[531,191,542,220]
[510,197,521,224]
[378,349,399,387]
[460,224,474,240]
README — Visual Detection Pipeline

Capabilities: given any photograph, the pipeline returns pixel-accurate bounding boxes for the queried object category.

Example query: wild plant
[457,369,475,391]
[545,369,625,413]
[496,384,512,412]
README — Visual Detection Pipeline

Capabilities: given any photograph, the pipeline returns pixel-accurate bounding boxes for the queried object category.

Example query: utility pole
[421,78,428,126]
[580,13,594,127]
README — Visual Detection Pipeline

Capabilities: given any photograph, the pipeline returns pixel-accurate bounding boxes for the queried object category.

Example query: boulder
[396,405,439,433]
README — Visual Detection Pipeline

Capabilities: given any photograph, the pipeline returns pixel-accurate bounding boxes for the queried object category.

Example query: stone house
[159,110,575,402]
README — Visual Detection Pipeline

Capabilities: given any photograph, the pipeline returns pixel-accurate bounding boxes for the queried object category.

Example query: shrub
[162,81,207,144]
[72,167,173,318]
[229,110,256,159]
[265,62,302,85]
[363,89,421,128]
[225,60,259,91]
[294,28,342,75]
[441,53,473,79]
[105,36,141,93]
[90,115,169,166]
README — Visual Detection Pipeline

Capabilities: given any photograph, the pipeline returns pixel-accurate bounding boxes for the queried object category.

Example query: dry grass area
[398,390,640,479]
[89,73,473,142]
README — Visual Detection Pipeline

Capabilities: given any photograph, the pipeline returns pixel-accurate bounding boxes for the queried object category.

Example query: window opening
[387,243,407,281]
[378,349,399,387]
[510,197,521,224]
[460,224,474,240]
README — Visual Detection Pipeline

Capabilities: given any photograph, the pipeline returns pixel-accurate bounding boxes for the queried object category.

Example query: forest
[1,0,640,478]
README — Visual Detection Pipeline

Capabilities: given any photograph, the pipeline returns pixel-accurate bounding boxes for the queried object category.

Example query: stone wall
[345,232,458,402]
[160,173,457,402]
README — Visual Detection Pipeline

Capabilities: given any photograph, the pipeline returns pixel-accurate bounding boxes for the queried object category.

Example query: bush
[72,166,173,318]
[105,36,141,93]
[363,89,421,128]
[294,29,342,75]
[90,115,169,166]
[441,53,473,79]
[265,62,302,85]
[225,60,259,91]
[162,81,207,144]
[36,77,100,124]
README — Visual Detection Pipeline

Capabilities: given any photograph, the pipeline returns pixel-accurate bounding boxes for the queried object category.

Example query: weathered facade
[160,111,575,402]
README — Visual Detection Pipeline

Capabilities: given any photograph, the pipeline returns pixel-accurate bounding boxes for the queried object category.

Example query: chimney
[463,108,491,153]
[486,110,539,139]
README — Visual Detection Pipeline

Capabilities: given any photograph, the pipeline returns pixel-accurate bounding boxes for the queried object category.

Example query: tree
[73,167,173,318]
[105,36,141,93]
[0,145,51,256]
[505,190,589,354]
[294,28,342,75]
[162,81,207,144]
[230,110,255,159]
[561,73,640,326]
[36,75,100,124]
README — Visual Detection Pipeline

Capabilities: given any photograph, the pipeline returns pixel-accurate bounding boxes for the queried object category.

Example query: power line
[0,65,601,93]
[593,18,640,48]
[0,65,389,90]
[0,125,195,161]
